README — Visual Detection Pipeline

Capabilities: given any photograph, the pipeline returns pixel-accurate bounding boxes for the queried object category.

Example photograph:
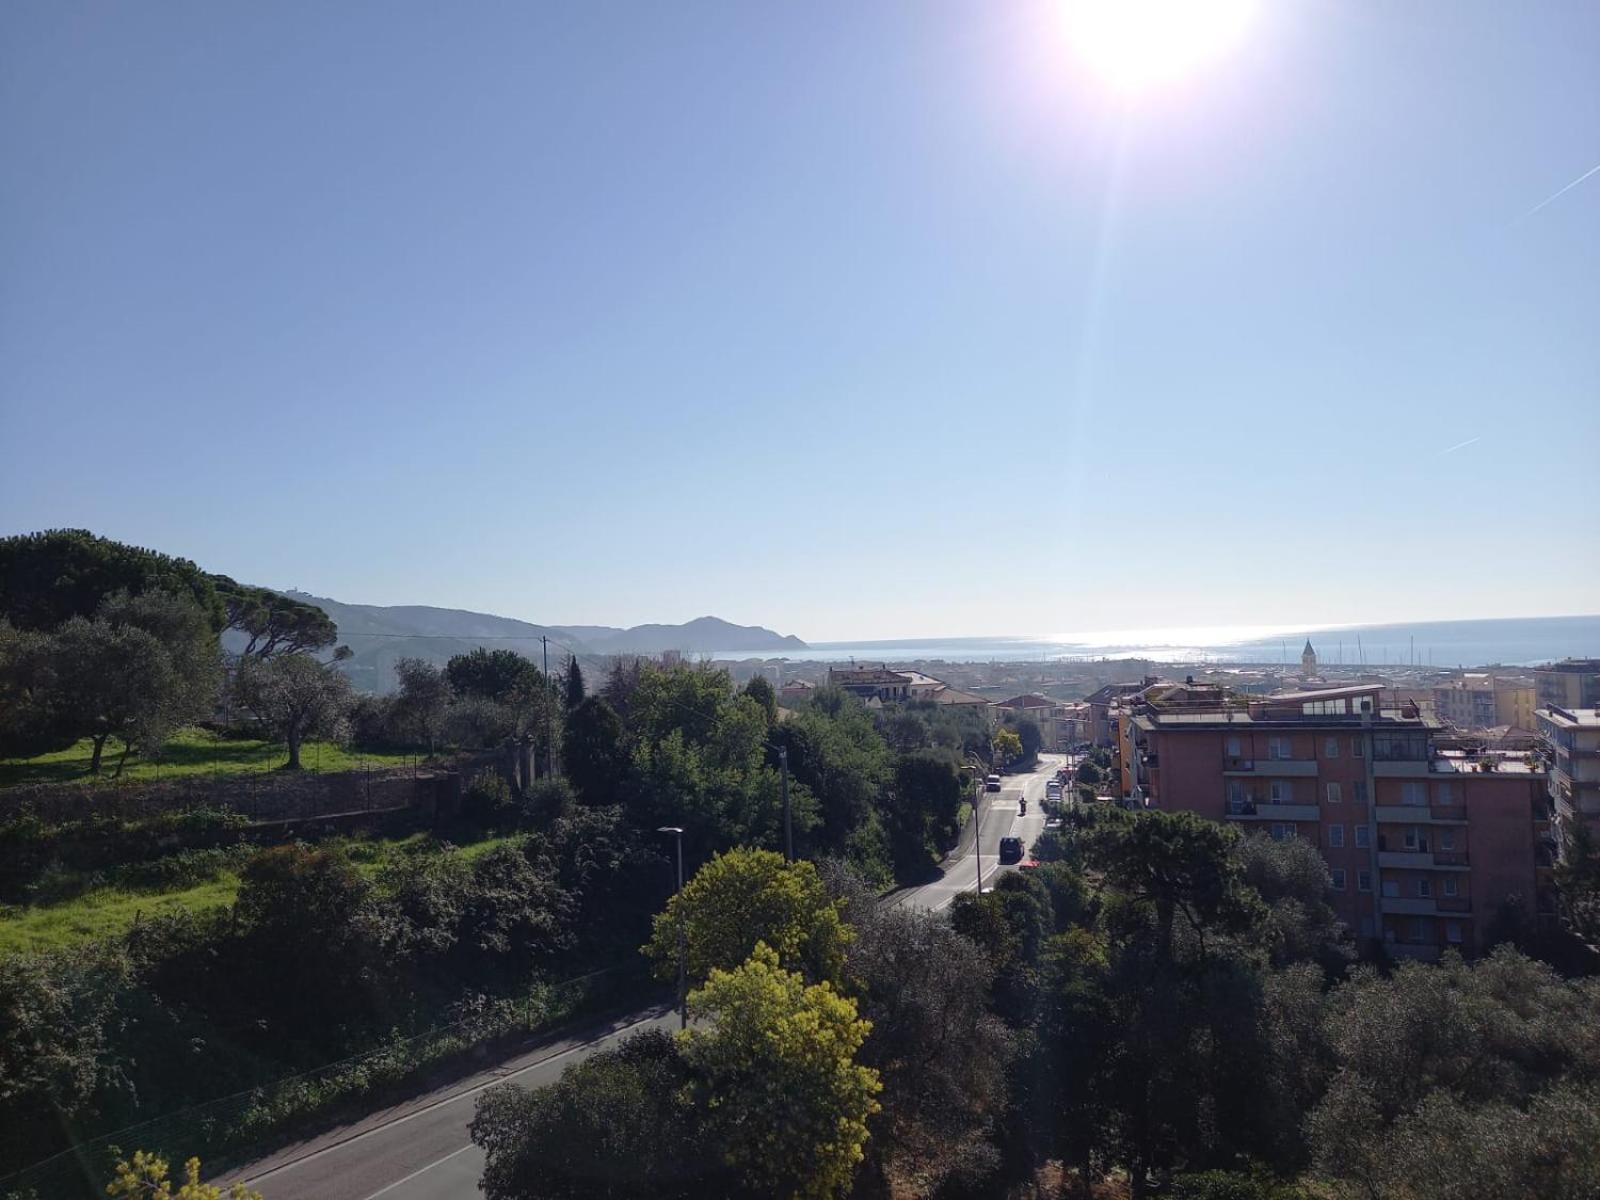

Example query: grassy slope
[0,727,418,787]
[0,832,521,956]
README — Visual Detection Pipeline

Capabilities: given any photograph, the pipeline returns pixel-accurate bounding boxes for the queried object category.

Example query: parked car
[999,836,1024,863]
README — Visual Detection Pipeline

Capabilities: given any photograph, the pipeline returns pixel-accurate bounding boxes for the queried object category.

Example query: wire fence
[0,961,656,1200]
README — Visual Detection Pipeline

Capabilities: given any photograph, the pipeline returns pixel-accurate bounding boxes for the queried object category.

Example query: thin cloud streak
[1523,162,1600,218]
[1439,436,1481,456]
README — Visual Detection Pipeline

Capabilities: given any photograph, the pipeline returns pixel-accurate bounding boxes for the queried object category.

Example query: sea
[715,615,1600,669]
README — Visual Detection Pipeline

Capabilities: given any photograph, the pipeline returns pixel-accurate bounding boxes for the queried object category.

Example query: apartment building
[1431,674,1536,732]
[828,666,912,703]
[1535,660,1600,710]
[1086,681,1147,746]
[1434,678,1496,728]
[1129,684,1543,958]
[1537,705,1600,845]
[997,693,1082,751]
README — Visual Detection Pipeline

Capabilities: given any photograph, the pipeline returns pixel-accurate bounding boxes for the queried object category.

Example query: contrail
[1524,162,1600,218]
[1438,436,1480,456]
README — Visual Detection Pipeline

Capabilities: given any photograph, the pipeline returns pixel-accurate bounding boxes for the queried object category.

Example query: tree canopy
[211,578,337,659]
[645,848,852,987]
[684,943,881,1199]
[0,529,225,632]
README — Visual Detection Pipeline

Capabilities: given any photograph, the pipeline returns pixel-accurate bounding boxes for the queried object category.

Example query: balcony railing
[1225,757,1318,776]
[1374,805,1469,824]
[1377,850,1470,870]
[1226,799,1320,821]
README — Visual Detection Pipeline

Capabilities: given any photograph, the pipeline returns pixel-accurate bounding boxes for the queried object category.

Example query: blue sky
[2,1,1596,641]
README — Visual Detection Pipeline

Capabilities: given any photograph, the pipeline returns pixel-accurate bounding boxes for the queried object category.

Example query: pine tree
[565,655,585,708]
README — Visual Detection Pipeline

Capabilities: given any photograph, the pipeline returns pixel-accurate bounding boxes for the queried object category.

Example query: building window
[1355,825,1371,848]
[1440,829,1456,850]
[1436,781,1458,805]
[1226,736,1241,757]
[1324,736,1340,758]
[1268,736,1292,760]
[1270,823,1294,841]
[1403,826,1421,851]
[1328,824,1344,848]
[1417,878,1432,898]
[1382,879,1400,898]
[1444,876,1459,897]
[1270,780,1292,804]
[1358,871,1373,893]
[1331,867,1347,890]
[1402,782,1427,807]
[1326,781,1342,804]
[1446,921,1463,943]
[1353,781,1369,804]
[1410,919,1429,943]
[1352,736,1365,757]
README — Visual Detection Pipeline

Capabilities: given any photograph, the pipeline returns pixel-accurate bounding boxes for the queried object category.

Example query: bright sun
[1058,0,1259,95]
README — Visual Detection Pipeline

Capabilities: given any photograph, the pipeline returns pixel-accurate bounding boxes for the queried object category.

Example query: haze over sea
[735,615,1600,668]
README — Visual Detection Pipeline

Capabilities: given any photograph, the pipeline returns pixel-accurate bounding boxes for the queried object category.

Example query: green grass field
[0,831,522,956]
[0,727,420,788]
[0,874,244,955]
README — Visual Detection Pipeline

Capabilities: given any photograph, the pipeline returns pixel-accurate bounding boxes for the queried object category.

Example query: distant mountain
[551,625,626,643]
[275,591,585,695]
[585,616,807,655]
[249,594,805,692]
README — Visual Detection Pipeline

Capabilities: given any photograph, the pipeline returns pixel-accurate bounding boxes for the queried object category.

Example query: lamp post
[779,746,792,862]
[658,826,687,1030]
[973,777,983,896]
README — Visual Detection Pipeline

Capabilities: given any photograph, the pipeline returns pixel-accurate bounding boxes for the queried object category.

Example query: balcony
[1224,757,1319,777]
[1374,805,1468,825]
[1373,760,1432,778]
[1383,897,1442,916]
[1225,801,1320,821]
[1388,943,1443,962]
[1377,850,1470,871]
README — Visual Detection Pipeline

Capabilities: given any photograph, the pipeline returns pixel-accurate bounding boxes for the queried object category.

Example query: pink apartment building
[1129,684,1547,958]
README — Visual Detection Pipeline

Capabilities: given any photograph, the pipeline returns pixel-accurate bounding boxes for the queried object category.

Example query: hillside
[583,615,807,655]
[256,594,807,691]
[277,591,585,694]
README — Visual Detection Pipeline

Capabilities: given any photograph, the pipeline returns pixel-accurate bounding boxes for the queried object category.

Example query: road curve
[223,754,1067,1199]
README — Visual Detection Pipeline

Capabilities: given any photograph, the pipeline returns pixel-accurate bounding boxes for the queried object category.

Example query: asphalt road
[892,752,1062,912]
[229,1006,679,1200]
[224,753,1068,1200]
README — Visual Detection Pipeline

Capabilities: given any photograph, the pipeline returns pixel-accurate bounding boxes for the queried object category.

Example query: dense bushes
[0,806,250,903]
[0,805,670,1184]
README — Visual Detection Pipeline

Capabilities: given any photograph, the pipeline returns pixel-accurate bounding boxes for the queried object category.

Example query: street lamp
[657,826,687,1030]
[973,778,983,896]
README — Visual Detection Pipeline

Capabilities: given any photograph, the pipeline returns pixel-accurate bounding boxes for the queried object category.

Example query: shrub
[460,770,516,830]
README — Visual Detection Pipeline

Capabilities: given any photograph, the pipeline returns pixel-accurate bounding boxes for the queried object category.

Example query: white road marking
[240,1012,668,1185]
[360,1143,477,1200]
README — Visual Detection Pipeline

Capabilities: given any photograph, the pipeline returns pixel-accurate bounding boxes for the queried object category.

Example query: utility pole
[541,635,555,778]
[779,746,793,862]
[658,827,687,1030]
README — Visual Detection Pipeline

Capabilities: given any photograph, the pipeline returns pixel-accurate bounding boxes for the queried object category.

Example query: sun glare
[1058,0,1259,95]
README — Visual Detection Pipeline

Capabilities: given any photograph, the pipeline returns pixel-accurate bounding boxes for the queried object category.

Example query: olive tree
[231,652,353,768]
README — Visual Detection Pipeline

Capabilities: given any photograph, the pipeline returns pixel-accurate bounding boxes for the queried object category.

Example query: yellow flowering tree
[106,1151,262,1200]
[991,728,1023,764]
[644,848,852,987]
[683,944,881,1199]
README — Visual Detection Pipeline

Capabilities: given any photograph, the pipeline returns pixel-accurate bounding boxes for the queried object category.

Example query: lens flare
[1058,0,1259,94]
